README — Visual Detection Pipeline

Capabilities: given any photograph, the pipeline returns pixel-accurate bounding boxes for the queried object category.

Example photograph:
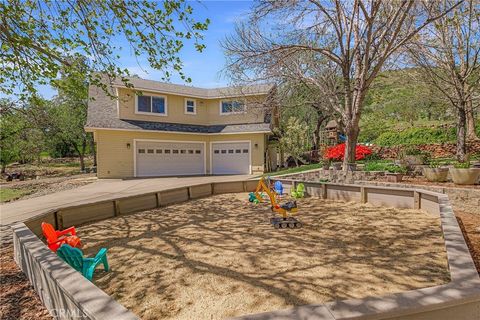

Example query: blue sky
[37,0,254,99]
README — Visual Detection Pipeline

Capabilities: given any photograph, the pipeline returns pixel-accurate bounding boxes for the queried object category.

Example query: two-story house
[85,77,273,178]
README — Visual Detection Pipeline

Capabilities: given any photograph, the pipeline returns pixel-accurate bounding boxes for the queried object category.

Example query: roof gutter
[110,84,271,99]
[84,126,272,135]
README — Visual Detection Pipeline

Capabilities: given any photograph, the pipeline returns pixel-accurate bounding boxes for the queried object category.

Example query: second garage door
[135,141,205,177]
[212,142,250,175]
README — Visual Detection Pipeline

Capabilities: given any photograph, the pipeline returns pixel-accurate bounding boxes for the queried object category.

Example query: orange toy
[41,222,82,252]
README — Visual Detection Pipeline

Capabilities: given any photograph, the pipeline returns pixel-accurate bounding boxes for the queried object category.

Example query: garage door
[135,141,205,177]
[212,142,250,175]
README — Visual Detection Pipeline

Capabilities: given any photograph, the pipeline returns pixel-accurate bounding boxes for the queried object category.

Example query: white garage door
[212,142,250,175]
[135,141,205,177]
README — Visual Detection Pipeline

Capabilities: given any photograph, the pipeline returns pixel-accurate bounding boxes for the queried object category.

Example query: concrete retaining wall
[279,168,480,214]
[13,223,138,320]
[251,178,480,320]
[13,179,480,320]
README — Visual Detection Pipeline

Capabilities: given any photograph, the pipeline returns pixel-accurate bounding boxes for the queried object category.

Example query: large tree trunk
[466,100,478,140]
[343,124,360,170]
[312,120,321,151]
[73,138,87,172]
[342,89,363,170]
[456,106,467,162]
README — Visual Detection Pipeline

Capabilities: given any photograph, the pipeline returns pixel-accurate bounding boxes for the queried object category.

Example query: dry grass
[78,194,449,320]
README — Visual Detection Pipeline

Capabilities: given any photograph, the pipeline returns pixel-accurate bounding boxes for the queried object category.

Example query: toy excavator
[249,177,302,229]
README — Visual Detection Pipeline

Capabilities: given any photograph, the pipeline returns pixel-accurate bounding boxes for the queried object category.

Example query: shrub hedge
[372,120,480,146]
[374,127,455,146]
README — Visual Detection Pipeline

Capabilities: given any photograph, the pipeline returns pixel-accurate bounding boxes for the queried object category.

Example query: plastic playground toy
[249,177,302,229]
[291,183,305,198]
[41,222,82,252]
[274,181,283,195]
[57,244,109,282]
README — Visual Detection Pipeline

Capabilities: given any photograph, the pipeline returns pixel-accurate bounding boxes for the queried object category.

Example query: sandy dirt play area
[78,193,450,320]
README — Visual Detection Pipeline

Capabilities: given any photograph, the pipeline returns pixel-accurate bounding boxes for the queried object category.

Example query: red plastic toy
[41,222,82,252]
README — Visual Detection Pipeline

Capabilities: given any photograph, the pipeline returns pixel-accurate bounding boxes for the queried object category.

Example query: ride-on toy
[249,177,302,229]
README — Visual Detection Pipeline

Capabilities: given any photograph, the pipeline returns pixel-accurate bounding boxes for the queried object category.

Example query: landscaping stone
[370,141,480,159]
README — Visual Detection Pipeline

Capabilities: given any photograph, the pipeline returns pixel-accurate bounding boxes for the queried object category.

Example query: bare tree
[407,0,479,161]
[223,0,462,169]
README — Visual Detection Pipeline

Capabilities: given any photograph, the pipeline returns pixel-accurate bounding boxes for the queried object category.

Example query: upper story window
[220,100,245,115]
[136,94,167,116]
[184,98,196,115]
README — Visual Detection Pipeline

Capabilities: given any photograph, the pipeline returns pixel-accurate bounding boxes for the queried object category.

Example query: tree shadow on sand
[77,194,450,320]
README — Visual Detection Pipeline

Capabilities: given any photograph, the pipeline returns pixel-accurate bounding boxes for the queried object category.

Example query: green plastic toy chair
[291,183,305,198]
[57,244,109,281]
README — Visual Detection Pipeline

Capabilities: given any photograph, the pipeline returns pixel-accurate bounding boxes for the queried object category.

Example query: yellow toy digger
[249,177,302,229]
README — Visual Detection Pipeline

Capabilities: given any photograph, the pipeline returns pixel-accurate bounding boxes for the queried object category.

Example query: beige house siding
[117,88,265,125]
[95,129,265,178]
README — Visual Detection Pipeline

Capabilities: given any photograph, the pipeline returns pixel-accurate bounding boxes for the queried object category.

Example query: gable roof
[112,77,274,99]
[85,82,271,134]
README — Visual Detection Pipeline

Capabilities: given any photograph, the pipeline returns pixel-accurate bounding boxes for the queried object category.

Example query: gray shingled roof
[85,84,271,134]
[112,77,274,98]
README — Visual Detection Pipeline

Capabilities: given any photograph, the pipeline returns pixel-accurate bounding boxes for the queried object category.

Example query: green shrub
[386,164,408,174]
[454,162,471,169]
[364,152,382,161]
[364,161,391,171]
[374,126,456,146]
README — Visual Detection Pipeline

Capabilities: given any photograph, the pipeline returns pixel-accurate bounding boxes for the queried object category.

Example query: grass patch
[0,188,30,203]
[266,163,323,176]
[363,161,393,172]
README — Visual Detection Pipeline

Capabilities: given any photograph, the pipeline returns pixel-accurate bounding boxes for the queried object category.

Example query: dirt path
[79,194,450,320]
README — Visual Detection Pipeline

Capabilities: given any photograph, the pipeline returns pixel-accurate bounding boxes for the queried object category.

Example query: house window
[220,100,245,114]
[136,94,167,115]
[195,150,201,154]
[188,150,194,154]
[228,150,234,154]
[180,150,186,154]
[165,149,171,154]
[235,149,241,153]
[214,150,219,154]
[147,149,154,154]
[242,149,249,153]
[156,149,162,154]
[185,99,196,114]
[138,149,145,154]
[173,150,179,154]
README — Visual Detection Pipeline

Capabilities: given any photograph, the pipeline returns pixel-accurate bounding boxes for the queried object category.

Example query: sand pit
[78,193,450,320]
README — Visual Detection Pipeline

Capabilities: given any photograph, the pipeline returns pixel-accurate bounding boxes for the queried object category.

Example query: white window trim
[135,93,168,117]
[219,100,246,115]
[184,98,197,115]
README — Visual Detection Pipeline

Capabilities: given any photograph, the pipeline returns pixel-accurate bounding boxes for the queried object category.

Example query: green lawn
[0,188,29,203]
[265,163,323,176]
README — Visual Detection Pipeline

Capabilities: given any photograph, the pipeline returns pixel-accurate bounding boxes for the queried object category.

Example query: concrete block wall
[279,168,480,215]
[14,178,480,320]
[13,223,139,320]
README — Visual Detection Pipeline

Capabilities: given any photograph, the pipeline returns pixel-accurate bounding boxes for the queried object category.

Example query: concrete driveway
[0,175,256,226]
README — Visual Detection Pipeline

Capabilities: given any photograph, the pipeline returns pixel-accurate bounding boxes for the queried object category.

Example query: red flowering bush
[325,143,372,161]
